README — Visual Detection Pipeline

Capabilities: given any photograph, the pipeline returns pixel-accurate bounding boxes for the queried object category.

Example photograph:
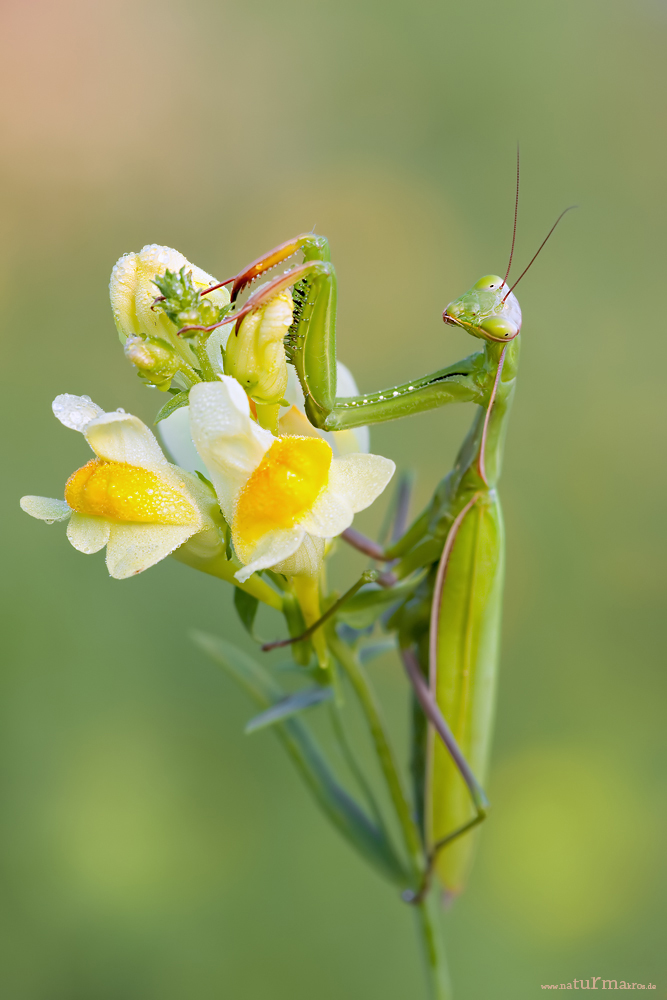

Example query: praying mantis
[186,200,570,887]
[171,175,572,998]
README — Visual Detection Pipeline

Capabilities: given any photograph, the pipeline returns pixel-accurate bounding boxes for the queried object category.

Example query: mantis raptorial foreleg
[187,233,489,428]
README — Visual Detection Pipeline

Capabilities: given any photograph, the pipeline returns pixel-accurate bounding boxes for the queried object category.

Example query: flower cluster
[21,245,394,642]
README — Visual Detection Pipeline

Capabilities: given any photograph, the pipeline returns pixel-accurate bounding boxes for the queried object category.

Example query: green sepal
[233,587,260,639]
[192,632,409,886]
[152,266,229,333]
[194,469,214,490]
[154,390,190,424]
[245,686,333,734]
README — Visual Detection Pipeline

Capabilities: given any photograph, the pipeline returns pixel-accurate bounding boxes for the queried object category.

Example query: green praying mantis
[186,207,570,872]
[162,172,572,998]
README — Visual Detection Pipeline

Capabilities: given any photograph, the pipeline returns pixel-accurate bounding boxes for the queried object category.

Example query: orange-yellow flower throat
[65,460,195,524]
[234,437,331,551]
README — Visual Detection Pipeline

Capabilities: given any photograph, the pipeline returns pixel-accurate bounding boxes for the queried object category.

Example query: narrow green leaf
[192,632,409,886]
[245,686,333,733]
[359,638,397,663]
[233,587,259,638]
[154,390,190,424]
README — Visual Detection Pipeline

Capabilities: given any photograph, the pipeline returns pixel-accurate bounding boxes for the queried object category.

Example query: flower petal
[20,496,71,522]
[66,513,111,553]
[158,405,206,475]
[189,377,273,521]
[105,522,196,579]
[328,453,396,512]
[272,535,326,578]
[234,527,305,583]
[278,405,321,439]
[84,412,169,471]
[298,487,354,538]
[52,394,104,431]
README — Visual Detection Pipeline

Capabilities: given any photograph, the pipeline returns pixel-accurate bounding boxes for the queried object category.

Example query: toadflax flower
[187,376,395,584]
[109,244,229,348]
[20,394,223,580]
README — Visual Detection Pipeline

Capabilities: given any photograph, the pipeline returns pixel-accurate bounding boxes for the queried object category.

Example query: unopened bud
[224,290,293,405]
[109,245,229,347]
[124,336,179,389]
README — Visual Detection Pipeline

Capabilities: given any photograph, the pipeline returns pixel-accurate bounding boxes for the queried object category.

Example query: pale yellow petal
[328,453,395,512]
[66,513,111,553]
[105,522,196,579]
[84,412,169,471]
[109,252,140,343]
[272,535,326,578]
[189,378,273,521]
[52,394,104,431]
[20,496,71,522]
[298,488,354,538]
[234,527,305,583]
[158,405,204,474]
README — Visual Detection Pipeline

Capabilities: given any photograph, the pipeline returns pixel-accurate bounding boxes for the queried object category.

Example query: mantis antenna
[503,204,577,301]
[502,144,521,287]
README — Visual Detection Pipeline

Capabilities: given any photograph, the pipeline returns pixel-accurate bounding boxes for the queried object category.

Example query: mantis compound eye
[479,315,519,340]
[473,274,506,292]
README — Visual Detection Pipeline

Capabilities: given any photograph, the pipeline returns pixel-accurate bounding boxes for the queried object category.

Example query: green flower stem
[327,629,423,881]
[171,547,283,611]
[415,891,452,1000]
[193,342,220,382]
[327,629,452,999]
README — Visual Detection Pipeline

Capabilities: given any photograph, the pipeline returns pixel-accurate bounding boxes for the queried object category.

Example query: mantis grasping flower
[21,167,571,999]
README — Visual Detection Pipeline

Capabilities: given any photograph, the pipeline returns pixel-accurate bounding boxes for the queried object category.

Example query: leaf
[233,587,259,638]
[192,632,408,886]
[154,390,190,424]
[245,686,333,733]
[359,638,397,664]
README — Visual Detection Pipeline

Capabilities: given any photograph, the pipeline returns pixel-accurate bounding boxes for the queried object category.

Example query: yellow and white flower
[187,376,395,584]
[109,244,230,367]
[20,394,222,579]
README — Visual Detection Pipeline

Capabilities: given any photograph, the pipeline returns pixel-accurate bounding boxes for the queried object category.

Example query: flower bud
[124,335,180,390]
[224,290,293,405]
[109,244,229,348]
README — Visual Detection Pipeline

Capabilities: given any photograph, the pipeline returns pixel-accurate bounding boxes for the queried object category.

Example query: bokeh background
[2,0,665,996]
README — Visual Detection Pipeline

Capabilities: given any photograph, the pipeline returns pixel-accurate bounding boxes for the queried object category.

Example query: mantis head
[443,276,522,343]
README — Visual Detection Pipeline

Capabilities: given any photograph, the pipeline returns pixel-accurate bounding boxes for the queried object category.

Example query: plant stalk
[415,891,452,1000]
[328,628,423,881]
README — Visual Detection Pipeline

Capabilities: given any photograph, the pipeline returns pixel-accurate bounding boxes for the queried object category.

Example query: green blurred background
[2,0,665,996]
